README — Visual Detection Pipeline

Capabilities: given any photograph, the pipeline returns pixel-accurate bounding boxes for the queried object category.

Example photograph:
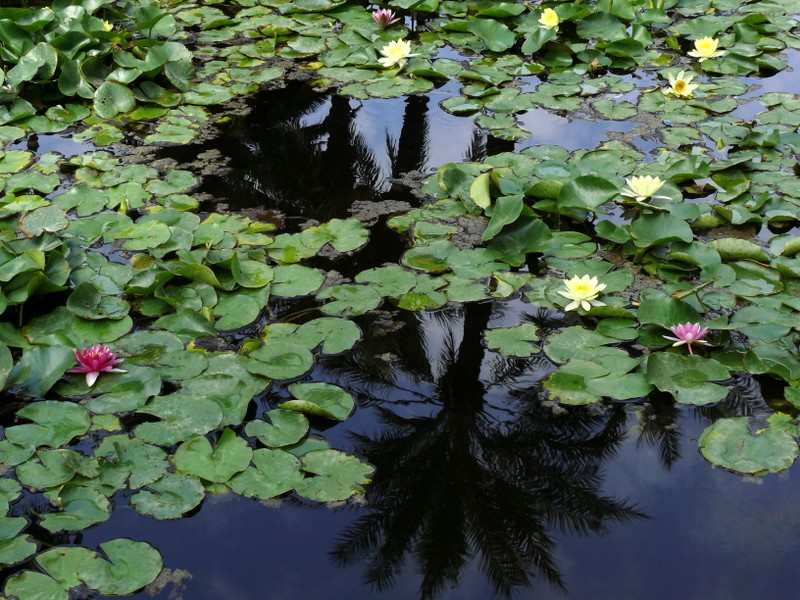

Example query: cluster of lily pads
[1,0,800,596]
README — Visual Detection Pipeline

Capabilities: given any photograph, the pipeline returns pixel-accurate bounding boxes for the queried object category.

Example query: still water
[19,73,800,599]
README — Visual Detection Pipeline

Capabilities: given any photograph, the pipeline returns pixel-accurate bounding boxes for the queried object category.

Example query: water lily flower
[68,345,126,387]
[102,20,113,32]
[663,322,710,355]
[539,8,560,31]
[664,70,698,98]
[378,39,417,69]
[372,8,399,28]
[620,175,671,203]
[687,37,726,62]
[558,275,607,312]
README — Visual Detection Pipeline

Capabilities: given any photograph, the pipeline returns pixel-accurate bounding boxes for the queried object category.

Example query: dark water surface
[47,68,800,598]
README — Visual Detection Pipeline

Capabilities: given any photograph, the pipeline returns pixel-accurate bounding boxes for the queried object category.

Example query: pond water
[4,3,800,599]
[45,71,799,598]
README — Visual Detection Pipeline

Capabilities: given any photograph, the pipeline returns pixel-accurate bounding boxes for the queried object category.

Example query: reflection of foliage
[199,83,385,220]
[331,304,646,598]
[635,391,682,470]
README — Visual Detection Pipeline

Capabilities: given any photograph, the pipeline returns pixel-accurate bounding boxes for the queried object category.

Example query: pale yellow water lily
[378,39,417,69]
[539,8,560,31]
[558,275,607,312]
[620,175,670,202]
[663,70,698,98]
[687,37,726,61]
[102,20,113,31]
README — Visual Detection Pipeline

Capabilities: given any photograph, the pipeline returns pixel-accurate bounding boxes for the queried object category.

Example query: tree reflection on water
[328,303,648,598]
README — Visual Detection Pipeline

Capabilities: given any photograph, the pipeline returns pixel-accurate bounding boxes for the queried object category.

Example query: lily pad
[77,538,163,595]
[228,448,304,500]
[698,417,799,475]
[294,449,373,502]
[280,382,355,421]
[131,473,205,520]
[484,323,540,357]
[173,429,253,483]
[646,353,730,405]
[245,409,309,448]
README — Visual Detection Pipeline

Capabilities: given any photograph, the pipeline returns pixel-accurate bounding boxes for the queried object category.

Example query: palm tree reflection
[330,303,647,598]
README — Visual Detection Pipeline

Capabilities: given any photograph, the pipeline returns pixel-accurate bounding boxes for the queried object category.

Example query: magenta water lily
[663,322,710,355]
[69,344,127,387]
[372,8,399,28]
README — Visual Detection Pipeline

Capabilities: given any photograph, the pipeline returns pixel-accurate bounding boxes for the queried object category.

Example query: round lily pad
[698,417,799,475]
[77,538,163,595]
[131,473,205,520]
[281,382,355,421]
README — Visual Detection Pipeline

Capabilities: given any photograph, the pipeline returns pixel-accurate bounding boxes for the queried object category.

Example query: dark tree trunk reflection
[329,303,648,598]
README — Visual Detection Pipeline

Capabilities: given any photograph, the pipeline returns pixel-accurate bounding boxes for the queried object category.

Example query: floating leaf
[699,417,799,475]
[131,474,205,520]
[173,429,252,483]
[295,449,373,502]
[245,409,309,448]
[19,205,69,237]
[5,401,91,449]
[228,449,303,500]
[95,435,168,489]
[40,485,110,532]
[77,539,163,595]
[135,394,223,446]
[646,353,729,406]
[247,341,314,380]
[484,324,540,357]
[3,571,68,600]
[281,382,355,421]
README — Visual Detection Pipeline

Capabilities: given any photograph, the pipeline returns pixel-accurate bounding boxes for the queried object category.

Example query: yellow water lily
[558,275,607,312]
[687,37,726,61]
[539,8,560,31]
[664,70,699,98]
[102,20,113,31]
[620,175,670,202]
[378,39,417,69]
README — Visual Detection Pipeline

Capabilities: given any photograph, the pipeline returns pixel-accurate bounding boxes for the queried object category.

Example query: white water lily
[664,70,698,98]
[558,275,607,312]
[539,8,560,31]
[378,39,417,69]
[687,37,726,62]
[620,175,671,202]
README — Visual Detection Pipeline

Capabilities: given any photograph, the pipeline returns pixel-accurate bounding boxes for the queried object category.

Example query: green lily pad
[295,449,373,502]
[131,473,205,520]
[294,318,361,354]
[227,448,304,500]
[36,546,95,589]
[94,435,168,489]
[271,265,325,297]
[19,205,69,237]
[173,429,253,483]
[5,401,91,449]
[280,382,355,421]
[484,323,540,357]
[3,571,68,600]
[646,353,730,405]
[247,341,314,380]
[698,417,799,475]
[317,284,383,316]
[245,409,309,448]
[135,394,223,446]
[16,450,76,490]
[40,484,110,532]
[77,538,163,595]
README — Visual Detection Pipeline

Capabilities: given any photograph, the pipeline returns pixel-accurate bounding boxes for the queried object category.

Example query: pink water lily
[663,322,710,355]
[68,345,126,387]
[372,8,399,27]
